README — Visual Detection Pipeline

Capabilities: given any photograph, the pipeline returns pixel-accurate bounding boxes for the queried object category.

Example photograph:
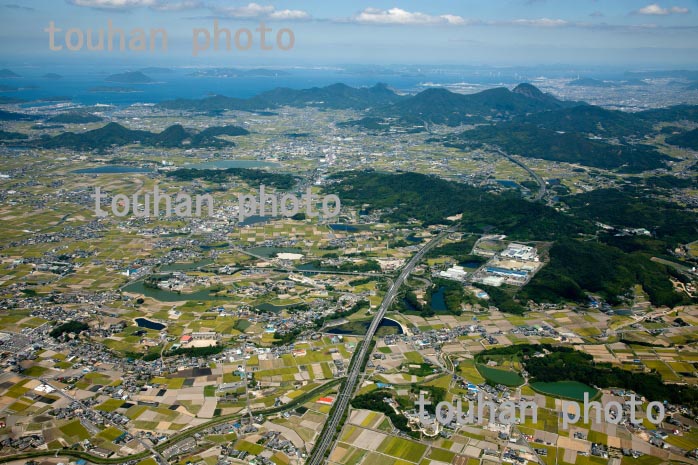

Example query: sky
[1,0,698,67]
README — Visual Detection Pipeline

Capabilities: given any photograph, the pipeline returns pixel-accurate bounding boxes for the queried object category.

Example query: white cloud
[67,0,157,8]
[68,0,308,18]
[68,0,207,10]
[150,0,202,11]
[269,9,311,20]
[352,7,466,25]
[212,3,310,21]
[635,3,690,15]
[510,17,568,27]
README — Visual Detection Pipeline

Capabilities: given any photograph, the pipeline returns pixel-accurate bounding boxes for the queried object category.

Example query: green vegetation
[666,127,698,149]
[564,187,698,247]
[314,300,370,328]
[377,436,427,462]
[405,362,436,377]
[160,82,402,111]
[427,237,483,264]
[46,112,103,124]
[476,364,525,387]
[519,239,688,307]
[59,420,90,440]
[478,344,698,409]
[350,390,415,437]
[453,122,672,172]
[105,71,153,83]
[35,122,249,151]
[167,167,297,190]
[0,130,28,140]
[167,345,224,357]
[478,284,526,315]
[522,105,651,137]
[330,171,692,308]
[330,170,586,239]
[0,109,40,121]
[50,320,89,339]
[373,84,570,126]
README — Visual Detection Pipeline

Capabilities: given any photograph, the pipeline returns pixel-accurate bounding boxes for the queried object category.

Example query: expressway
[306,228,453,465]
[488,145,546,201]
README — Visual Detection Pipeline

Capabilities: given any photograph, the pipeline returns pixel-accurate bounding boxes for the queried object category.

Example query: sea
[0,64,575,107]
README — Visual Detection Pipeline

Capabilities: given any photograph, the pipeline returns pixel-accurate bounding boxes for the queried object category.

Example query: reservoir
[135,318,166,331]
[461,260,482,270]
[158,259,213,272]
[123,279,227,302]
[430,287,447,312]
[329,224,358,232]
[496,180,521,189]
[240,215,270,227]
[530,381,599,401]
[326,318,403,336]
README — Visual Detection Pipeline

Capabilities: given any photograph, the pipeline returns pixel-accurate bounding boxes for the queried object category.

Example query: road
[306,228,452,465]
[489,145,546,201]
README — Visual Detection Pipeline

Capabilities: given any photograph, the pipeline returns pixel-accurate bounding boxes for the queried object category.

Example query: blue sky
[1,0,697,66]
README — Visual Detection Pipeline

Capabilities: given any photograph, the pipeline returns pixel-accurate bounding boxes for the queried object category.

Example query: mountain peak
[512,83,545,99]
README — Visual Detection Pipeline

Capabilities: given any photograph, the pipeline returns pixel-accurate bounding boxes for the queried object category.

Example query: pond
[295,263,325,272]
[329,224,359,232]
[476,364,525,387]
[401,296,420,312]
[430,287,447,312]
[240,215,270,227]
[326,318,403,336]
[123,280,227,302]
[461,260,482,270]
[72,165,152,174]
[135,318,166,331]
[406,234,423,243]
[496,180,520,189]
[530,381,599,401]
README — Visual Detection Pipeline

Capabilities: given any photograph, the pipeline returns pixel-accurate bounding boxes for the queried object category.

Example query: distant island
[105,71,153,84]
[0,68,20,78]
[88,86,141,93]
[42,73,63,80]
[188,68,291,78]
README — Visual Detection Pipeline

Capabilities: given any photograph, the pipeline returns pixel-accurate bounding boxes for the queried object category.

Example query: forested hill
[326,170,694,308]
